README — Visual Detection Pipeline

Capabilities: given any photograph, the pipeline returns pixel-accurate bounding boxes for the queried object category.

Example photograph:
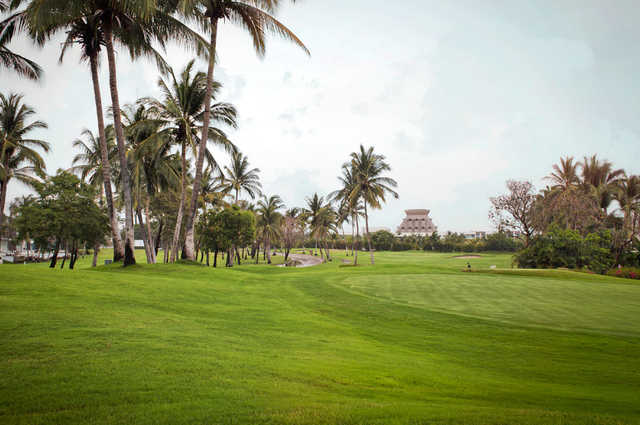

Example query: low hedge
[607,267,640,280]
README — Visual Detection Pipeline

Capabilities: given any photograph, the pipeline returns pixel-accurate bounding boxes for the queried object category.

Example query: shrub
[514,225,614,274]
[607,267,640,280]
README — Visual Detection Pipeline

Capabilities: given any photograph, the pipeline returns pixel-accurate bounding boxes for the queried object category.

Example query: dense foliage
[513,226,614,274]
[491,156,640,275]
[13,171,109,269]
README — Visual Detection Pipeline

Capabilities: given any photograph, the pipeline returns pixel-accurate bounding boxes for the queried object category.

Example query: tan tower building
[396,209,437,236]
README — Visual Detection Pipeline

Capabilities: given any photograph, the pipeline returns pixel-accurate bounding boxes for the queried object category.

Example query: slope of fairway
[342,268,640,336]
[1,251,640,424]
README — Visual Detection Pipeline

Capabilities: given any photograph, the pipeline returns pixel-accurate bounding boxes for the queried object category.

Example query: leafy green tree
[371,230,395,251]
[178,0,309,261]
[216,206,255,267]
[14,171,109,269]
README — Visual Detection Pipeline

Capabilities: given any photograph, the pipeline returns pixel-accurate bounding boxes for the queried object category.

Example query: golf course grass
[1,250,639,424]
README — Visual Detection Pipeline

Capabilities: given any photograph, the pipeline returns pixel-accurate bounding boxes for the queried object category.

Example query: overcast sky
[2,0,639,232]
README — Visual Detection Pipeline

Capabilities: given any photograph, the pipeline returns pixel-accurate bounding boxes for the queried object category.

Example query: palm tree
[546,156,580,191]
[335,200,351,256]
[0,1,42,80]
[615,175,640,250]
[221,151,261,204]
[302,193,327,256]
[329,164,359,259]
[122,103,179,264]
[545,156,598,232]
[70,127,118,202]
[23,0,208,266]
[581,155,624,216]
[0,93,49,225]
[143,60,237,262]
[309,205,336,262]
[348,145,398,265]
[178,0,310,261]
[257,194,283,264]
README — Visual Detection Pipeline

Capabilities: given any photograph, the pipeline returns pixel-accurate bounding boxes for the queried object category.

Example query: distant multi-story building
[396,209,437,237]
[463,231,488,240]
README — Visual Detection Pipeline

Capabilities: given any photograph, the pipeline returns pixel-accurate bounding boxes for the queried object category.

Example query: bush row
[606,267,640,280]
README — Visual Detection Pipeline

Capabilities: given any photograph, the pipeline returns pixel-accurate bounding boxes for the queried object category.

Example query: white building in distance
[463,231,488,240]
[396,209,438,237]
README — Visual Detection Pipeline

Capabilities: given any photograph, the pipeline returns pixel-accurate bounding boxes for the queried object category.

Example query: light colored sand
[288,253,323,267]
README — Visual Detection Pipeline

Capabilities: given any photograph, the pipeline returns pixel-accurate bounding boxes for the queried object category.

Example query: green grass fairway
[1,251,640,424]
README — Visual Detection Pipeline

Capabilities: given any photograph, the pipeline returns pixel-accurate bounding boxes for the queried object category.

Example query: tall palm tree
[256,194,283,264]
[0,93,49,225]
[178,0,310,260]
[221,151,261,204]
[348,145,398,265]
[70,127,118,203]
[56,14,128,261]
[0,1,42,80]
[330,164,359,259]
[143,60,237,261]
[23,0,208,266]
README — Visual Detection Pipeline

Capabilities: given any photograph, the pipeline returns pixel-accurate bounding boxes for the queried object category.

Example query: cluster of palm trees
[0,0,308,265]
[540,155,640,252]
[299,145,399,266]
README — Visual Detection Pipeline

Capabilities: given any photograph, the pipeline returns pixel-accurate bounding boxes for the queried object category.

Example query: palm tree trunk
[184,18,219,260]
[49,239,59,268]
[89,52,124,262]
[136,208,152,264]
[92,243,99,267]
[354,214,359,266]
[227,247,234,267]
[155,218,163,256]
[0,176,7,226]
[104,22,135,266]
[170,141,187,262]
[266,236,271,264]
[342,225,348,256]
[351,214,355,257]
[364,201,375,265]
[144,198,156,263]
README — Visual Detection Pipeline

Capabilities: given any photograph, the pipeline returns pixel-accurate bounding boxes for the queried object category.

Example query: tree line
[0,0,309,266]
[490,155,640,272]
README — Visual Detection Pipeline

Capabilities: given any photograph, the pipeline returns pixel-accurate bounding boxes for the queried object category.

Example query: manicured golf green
[1,250,639,424]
